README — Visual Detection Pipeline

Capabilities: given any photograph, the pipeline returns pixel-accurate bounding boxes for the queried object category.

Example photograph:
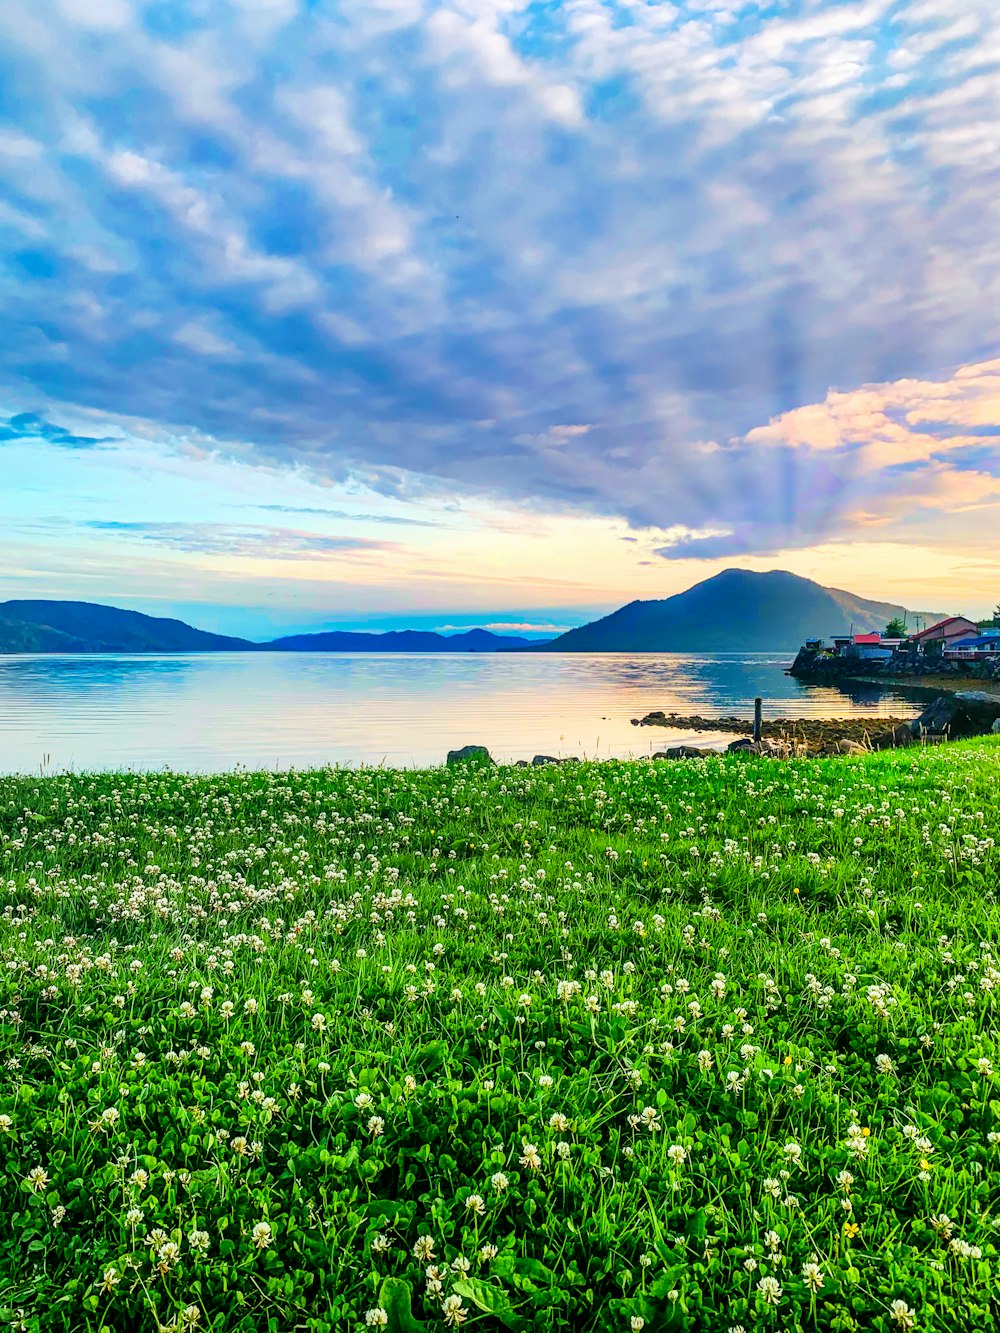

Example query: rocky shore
[631,691,1000,757]
[789,645,1000,691]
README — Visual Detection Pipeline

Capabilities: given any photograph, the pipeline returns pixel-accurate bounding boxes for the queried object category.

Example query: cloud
[0,0,998,561]
[0,411,110,448]
[253,504,442,527]
[83,521,395,559]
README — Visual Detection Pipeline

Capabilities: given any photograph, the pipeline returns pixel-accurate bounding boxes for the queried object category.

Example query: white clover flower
[413,1235,436,1261]
[756,1275,782,1305]
[442,1294,468,1326]
[365,1310,389,1328]
[889,1300,916,1330]
[801,1261,824,1292]
[251,1221,273,1250]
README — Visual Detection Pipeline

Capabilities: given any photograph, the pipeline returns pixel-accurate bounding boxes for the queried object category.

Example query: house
[908,616,980,656]
[945,634,1000,660]
[849,632,895,661]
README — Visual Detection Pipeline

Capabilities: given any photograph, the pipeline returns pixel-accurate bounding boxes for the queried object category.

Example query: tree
[884,617,907,638]
[977,605,1000,629]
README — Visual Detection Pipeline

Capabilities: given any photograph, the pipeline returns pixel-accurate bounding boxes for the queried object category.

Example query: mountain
[0,600,547,653]
[0,600,253,653]
[267,627,542,652]
[543,569,944,653]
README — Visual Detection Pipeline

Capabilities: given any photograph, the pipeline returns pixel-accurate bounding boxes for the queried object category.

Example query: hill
[0,600,253,653]
[267,627,541,652]
[0,601,546,654]
[544,568,943,653]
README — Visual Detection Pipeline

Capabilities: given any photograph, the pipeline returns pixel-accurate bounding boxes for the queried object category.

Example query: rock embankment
[789,645,1000,687]
[633,691,1000,756]
[632,710,910,754]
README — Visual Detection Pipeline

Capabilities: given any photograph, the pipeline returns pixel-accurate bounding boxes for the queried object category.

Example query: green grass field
[2,739,999,1333]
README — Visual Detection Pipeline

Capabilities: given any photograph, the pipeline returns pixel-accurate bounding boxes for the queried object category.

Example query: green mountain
[544,569,943,653]
[0,600,253,653]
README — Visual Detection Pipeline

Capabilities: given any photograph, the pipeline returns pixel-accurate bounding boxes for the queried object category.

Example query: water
[0,651,922,774]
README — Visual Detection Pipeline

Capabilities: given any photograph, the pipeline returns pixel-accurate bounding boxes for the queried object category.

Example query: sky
[0,0,998,638]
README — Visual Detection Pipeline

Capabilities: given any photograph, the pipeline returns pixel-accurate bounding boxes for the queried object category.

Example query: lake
[0,651,923,773]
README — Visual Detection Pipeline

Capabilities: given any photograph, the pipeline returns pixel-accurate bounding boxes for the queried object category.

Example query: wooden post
[753,697,763,744]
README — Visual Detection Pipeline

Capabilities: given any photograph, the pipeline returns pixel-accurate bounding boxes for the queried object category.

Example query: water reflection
[0,652,920,774]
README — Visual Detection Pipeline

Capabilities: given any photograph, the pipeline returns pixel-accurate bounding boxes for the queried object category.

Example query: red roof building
[909,616,979,646]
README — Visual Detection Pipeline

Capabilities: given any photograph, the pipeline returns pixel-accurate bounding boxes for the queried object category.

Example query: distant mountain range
[0,601,542,654]
[267,627,541,652]
[544,569,945,653]
[0,572,946,655]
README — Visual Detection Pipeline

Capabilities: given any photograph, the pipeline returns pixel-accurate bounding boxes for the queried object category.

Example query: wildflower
[100,1267,120,1294]
[251,1221,273,1250]
[464,1194,486,1217]
[756,1275,782,1305]
[889,1300,916,1330]
[26,1166,50,1193]
[519,1141,542,1171]
[0,1115,11,1133]
[181,1306,201,1327]
[365,1312,389,1329]
[976,1057,993,1076]
[413,1235,436,1261]
[479,1244,498,1262]
[843,1221,861,1240]
[367,1116,385,1137]
[667,1144,687,1166]
[631,1320,645,1332]
[801,1260,824,1292]
[876,1054,895,1075]
[697,1050,713,1072]
[372,1233,389,1254]
[442,1294,468,1326]
[549,1111,571,1132]
[490,1172,509,1192]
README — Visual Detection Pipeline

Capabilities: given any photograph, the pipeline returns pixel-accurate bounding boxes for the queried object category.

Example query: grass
[1,738,999,1333]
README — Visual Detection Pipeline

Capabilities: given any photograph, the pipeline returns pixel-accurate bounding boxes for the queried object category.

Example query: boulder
[954,691,1000,728]
[653,746,707,760]
[834,739,868,755]
[531,754,560,766]
[913,695,968,736]
[446,745,494,765]
[993,718,1000,735]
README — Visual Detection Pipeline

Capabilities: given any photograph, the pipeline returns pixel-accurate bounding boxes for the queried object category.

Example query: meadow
[1,740,999,1333]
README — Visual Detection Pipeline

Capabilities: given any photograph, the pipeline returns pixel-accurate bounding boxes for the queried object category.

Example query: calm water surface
[0,652,920,773]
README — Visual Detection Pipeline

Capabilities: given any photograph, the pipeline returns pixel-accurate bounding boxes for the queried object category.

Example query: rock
[913,695,977,737]
[531,754,560,766]
[653,746,707,759]
[834,739,868,755]
[727,738,759,754]
[446,745,494,765]
[992,718,1000,734]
